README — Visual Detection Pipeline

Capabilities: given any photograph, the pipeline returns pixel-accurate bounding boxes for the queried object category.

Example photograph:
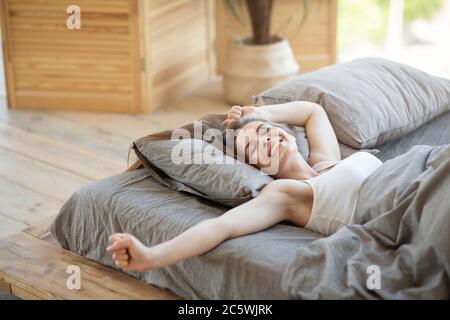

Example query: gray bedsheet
[50,112,450,299]
[51,168,321,299]
[375,111,450,161]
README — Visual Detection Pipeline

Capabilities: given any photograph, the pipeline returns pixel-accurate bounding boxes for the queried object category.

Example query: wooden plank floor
[0,231,182,300]
[0,76,230,239]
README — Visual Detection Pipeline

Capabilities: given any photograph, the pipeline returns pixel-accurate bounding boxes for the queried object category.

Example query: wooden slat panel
[9,13,131,30]
[8,0,131,15]
[1,0,142,112]
[10,34,130,48]
[2,0,215,113]
[15,82,132,94]
[13,55,132,67]
[14,70,132,82]
[14,93,132,112]
[12,44,131,56]
[10,29,130,41]
[2,0,213,112]
[13,50,131,59]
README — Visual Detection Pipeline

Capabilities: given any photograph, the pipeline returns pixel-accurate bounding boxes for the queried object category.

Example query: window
[338,0,450,78]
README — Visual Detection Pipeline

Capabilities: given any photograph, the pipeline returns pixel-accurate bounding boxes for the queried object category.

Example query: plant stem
[245,0,274,45]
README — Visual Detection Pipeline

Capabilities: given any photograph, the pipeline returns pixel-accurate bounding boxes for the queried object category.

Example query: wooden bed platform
[0,216,182,300]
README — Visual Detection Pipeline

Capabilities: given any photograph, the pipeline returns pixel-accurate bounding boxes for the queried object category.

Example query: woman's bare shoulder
[262,179,313,226]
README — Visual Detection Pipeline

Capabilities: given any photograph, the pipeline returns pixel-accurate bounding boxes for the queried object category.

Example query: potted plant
[223,0,309,105]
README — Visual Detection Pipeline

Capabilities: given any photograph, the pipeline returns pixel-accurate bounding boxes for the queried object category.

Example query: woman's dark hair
[127,114,227,171]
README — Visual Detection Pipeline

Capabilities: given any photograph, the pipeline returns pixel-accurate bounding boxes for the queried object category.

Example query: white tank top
[303,152,383,235]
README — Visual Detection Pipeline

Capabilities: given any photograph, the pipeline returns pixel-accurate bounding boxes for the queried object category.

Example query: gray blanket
[283,144,450,299]
[50,144,450,299]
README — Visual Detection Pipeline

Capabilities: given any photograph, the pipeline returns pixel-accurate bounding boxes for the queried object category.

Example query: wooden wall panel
[0,0,142,112]
[216,0,337,75]
[142,0,214,109]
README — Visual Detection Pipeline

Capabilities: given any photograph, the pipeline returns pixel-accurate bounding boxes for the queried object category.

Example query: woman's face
[234,121,298,176]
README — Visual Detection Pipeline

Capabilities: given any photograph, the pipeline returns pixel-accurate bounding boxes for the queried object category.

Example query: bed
[50,111,450,299]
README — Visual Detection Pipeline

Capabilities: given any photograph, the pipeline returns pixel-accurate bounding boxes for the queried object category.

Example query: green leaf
[225,0,244,24]
[299,0,310,28]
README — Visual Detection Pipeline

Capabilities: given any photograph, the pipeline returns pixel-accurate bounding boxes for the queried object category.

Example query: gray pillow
[133,138,273,207]
[253,58,450,149]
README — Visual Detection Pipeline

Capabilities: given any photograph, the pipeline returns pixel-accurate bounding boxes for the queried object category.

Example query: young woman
[107,101,382,271]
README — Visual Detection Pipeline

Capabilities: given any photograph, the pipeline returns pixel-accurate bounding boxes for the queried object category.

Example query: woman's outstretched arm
[107,180,310,272]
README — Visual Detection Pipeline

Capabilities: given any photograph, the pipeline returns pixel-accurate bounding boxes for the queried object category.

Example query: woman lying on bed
[107,101,382,271]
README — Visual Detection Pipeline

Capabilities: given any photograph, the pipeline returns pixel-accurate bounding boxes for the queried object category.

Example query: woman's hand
[107,233,157,272]
[223,105,259,126]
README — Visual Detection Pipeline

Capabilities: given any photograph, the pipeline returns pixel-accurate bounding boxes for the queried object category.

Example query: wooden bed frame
[0,216,181,300]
